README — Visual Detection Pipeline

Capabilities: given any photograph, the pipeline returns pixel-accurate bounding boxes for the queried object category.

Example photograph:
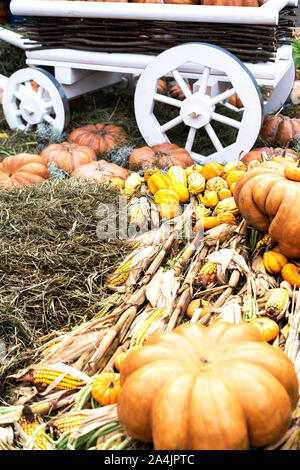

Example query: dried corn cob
[104,258,133,287]
[18,408,49,450]
[51,414,87,439]
[132,309,165,347]
[197,262,217,288]
[255,234,273,252]
[265,288,289,318]
[22,368,86,391]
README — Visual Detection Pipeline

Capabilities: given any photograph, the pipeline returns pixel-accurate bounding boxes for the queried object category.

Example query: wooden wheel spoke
[210,88,236,106]
[204,123,224,152]
[154,93,182,109]
[185,126,197,152]
[159,115,183,134]
[211,112,242,129]
[172,70,192,99]
[199,67,210,95]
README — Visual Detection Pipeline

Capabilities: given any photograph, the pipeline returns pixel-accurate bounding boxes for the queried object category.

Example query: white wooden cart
[0,0,297,164]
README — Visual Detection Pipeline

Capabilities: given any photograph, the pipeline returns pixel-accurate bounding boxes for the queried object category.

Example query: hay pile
[0,179,131,401]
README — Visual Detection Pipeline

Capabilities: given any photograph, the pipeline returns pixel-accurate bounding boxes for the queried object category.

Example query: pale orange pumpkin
[0,154,50,189]
[118,321,298,450]
[40,142,97,172]
[70,160,129,183]
[129,143,193,171]
[260,114,300,147]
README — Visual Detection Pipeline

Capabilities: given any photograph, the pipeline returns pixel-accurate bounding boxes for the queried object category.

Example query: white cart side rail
[10,0,298,25]
[0,27,36,50]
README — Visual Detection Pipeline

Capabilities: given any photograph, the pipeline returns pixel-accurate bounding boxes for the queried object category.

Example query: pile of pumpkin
[1,121,300,450]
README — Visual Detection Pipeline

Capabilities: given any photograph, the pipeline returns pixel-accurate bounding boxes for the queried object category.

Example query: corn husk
[206,248,251,282]
[212,296,242,324]
[105,244,161,292]
[204,224,237,247]
[128,196,151,226]
[0,426,15,450]
[129,307,168,348]
[146,267,181,309]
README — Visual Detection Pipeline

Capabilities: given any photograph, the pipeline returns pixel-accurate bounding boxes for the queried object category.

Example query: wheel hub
[180,93,214,129]
[20,94,49,125]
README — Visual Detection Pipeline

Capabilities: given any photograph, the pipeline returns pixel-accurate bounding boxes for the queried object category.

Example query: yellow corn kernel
[197,262,217,288]
[255,234,273,252]
[265,288,289,317]
[19,414,49,450]
[28,368,86,390]
[52,414,87,439]
[104,258,133,287]
[132,309,164,347]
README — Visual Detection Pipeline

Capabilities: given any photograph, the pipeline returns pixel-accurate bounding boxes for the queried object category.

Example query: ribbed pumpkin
[0,153,50,189]
[263,250,288,275]
[147,172,170,195]
[68,124,127,155]
[233,165,300,258]
[129,143,193,171]
[260,114,300,147]
[70,160,129,183]
[117,321,298,450]
[40,142,97,172]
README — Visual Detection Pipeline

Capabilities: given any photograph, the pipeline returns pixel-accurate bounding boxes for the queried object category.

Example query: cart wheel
[263,57,296,116]
[134,43,263,165]
[3,67,70,133]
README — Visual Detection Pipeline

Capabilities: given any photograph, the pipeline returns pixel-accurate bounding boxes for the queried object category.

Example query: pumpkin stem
[108,380,115,388]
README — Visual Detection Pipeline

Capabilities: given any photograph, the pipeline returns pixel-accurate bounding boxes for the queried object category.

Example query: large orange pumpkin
[118,321,298,450]
[70,160,129,183]
[68,124,127,155]
[233,164,300,258]
[40,142,97,173]
[129,143,193,171]
[0,154,50,189]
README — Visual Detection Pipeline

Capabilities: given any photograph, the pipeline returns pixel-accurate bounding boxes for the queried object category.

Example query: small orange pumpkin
[91,373,121,406]
[249,317,279,343]
[263,250,288,275]
[70,160,129,183]
[40,142,97,172]
[115,352,128,372]
[284,162,300,182]
[282,263,300,287]
[201,162,224,180]
[129,143,193,171]
[0,153,50,189]
[186,299,210,319]
[68,124,127,155]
